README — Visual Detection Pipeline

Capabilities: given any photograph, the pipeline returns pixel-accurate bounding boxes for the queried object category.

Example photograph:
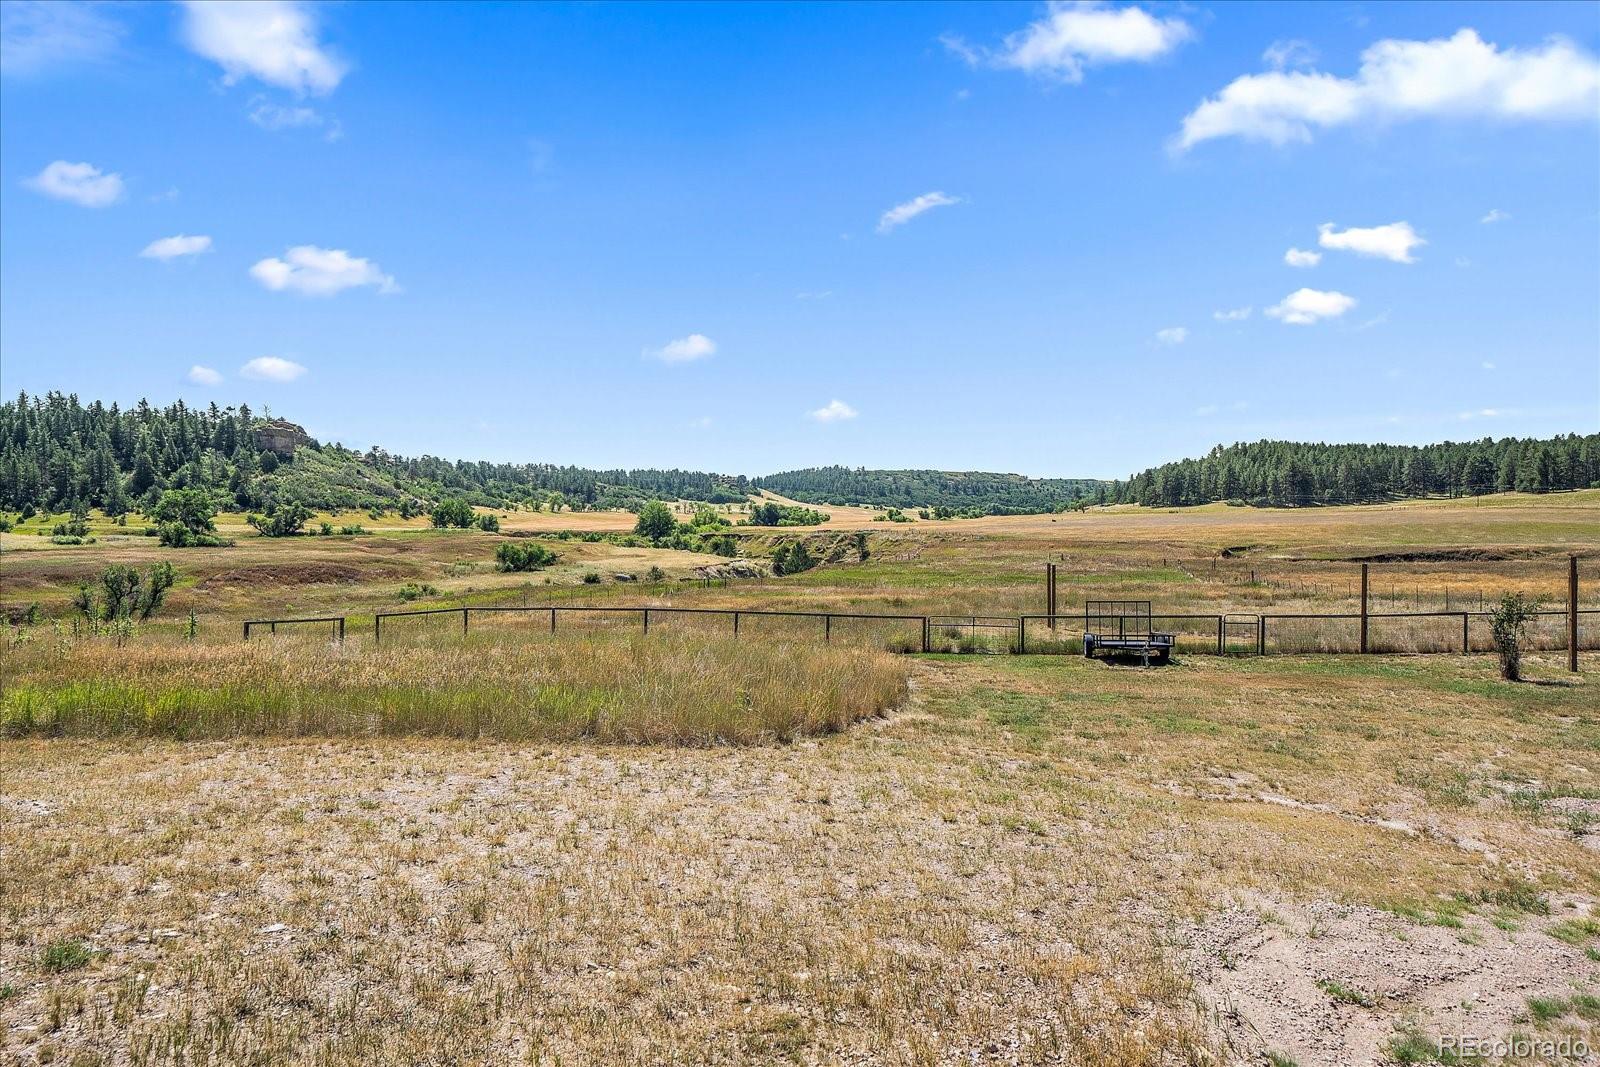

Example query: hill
[2,393,1594,519]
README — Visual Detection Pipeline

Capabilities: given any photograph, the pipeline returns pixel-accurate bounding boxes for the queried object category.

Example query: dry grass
[3,650,1595,1065]
[1,631,907,744]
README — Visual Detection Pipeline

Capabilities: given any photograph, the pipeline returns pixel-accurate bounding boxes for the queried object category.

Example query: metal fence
[370,604,933,652]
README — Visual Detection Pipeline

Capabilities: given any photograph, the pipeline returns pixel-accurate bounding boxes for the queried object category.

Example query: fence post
[824,615,831,642]
[375,615,382,645]
[1359,563,1369,654]
[643,608,650,635]
[550,607,557,633]
[1460,612,1468,655]
[270,622,276,635]
[462,608,469,636]
[243,622,251,640]
[921,616,930,654]
[1258,616,1266,656]
[1018,617,1027,654]
[1571,555,1580,673]
[733,611,740,637]
[1216,615,1223,654]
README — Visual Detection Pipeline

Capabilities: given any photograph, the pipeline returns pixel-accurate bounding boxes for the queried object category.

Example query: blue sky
[2,0,1597,479]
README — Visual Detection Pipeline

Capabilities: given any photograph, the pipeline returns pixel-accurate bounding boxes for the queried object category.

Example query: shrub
[582,572,602,584]
[496,542,557,572]
[647,565,666,582]
[635,500,678,542]
[248,501,313,537]
[319,522,334,535]
[477,514,500,532]
[339,524,366,535]
[152,489,227,547]
[397,582,439,602]
[73,562,175,622]
[1489,592,1539,681]
[0,514,12,532]
[747,502,828,527]
[430,498,476,528]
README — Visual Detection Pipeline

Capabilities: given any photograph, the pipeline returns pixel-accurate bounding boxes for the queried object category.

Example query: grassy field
[3,492,1598,1065]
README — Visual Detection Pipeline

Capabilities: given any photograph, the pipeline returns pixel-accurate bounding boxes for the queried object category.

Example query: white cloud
[1,0,124,76]
[180,0,346,95]
[646,333,717,364]
[952,1,1192,84]
[140,234,212,261]
[795,290,834,300]
[878,191,961,234]
[1265,288,1356,325]
[1318,221,1425,263]
[1480,208,1510,223]
[1193,403,1220,416]
[1284,247,1322,268]
[250,245,397,296]
[1481,360,1496,370]
[1176,28,1600,150]
[1263,39,1317,71]
[1213,306,1252,321]
[1457,407,1504,420]
[809,399,858,423]
[188,365,223,386]
[23,160,123,207]
[248,96,341,139]
[1155,326,1188,345]
[689,416,713,429]
[240,356,307,382]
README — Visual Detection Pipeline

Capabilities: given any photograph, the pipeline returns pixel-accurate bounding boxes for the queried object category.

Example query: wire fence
[242,605,1596,666]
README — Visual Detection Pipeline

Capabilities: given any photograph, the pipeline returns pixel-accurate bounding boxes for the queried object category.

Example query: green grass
[40,938,92,973]
[1316,978,1375,1007]
[1547,917,1600,945]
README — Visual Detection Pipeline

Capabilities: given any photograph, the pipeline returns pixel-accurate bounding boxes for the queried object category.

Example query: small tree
[151,489,222,547]
[74,561,175,623]
[430,498,476,528]
[1489,592,1539,681]
[248,501,313,537]
[477,513,501,532]
[635,500,677,543]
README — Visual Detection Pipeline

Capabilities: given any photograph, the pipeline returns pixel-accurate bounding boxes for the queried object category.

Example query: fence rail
[370,604,933,651]
[243,615,345,641]
[239,605,1596,665]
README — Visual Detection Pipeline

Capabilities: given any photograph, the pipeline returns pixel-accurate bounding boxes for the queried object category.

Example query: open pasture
[4,492,1599,1066]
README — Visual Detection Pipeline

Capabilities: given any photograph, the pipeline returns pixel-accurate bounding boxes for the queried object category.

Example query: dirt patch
[1334,548,1549,563]
[1187,892,1600,1066]
[196,561,408,589]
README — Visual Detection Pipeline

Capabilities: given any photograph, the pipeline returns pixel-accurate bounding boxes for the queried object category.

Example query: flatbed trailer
[1083,601,1174,665]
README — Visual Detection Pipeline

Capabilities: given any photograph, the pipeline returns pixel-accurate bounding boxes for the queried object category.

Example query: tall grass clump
[1,631,907,745]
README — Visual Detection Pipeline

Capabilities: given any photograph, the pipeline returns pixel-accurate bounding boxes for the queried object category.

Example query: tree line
[1113,435,1600,508]
[754,466,1103,512]
[0,392,750,515]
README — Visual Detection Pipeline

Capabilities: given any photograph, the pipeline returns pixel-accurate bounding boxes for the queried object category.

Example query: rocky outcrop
[254,419,314,456]
[691,559,769,580]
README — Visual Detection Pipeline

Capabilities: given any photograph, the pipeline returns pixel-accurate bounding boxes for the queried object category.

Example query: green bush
[397,582,439,602]
[248,501,313,537]
[152,489,226,547]
[477,514,501,532]
[72,562,175,622]
[430,498,476,528]
[1489,592,1539,681]
[495,541,557,572]
[582,572,602,584]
